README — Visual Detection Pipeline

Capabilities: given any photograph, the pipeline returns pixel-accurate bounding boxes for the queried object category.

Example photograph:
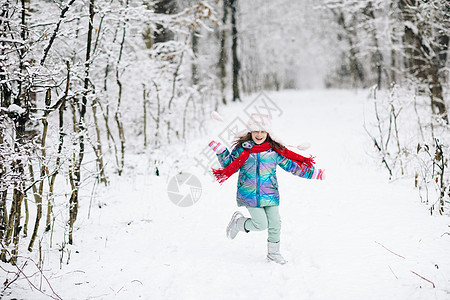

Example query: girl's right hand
[312,168,326,180]
[208,140,226,155]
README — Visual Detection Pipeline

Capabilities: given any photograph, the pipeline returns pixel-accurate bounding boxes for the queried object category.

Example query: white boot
[226,211,248,240]
[267,241,287,264]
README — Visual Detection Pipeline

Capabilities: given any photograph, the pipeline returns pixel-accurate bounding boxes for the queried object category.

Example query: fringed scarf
[211,141,315,184]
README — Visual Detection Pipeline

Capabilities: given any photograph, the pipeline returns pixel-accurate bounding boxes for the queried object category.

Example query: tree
[398,0,449,122]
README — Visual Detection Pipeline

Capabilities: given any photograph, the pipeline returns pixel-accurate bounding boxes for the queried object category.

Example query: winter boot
[226,211,248,240]
[267,241,287,265]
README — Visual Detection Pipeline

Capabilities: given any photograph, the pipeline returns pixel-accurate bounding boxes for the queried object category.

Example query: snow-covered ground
[6,90,450,299]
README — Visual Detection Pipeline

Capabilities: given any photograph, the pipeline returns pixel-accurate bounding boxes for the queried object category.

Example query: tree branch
[40,0,76,66]
[375,241,406,259]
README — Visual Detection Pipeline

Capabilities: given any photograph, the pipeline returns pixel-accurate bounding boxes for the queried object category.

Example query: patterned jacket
[217,141,316,207]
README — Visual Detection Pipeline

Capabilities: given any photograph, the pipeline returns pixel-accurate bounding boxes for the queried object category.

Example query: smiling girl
[208,114,325,264]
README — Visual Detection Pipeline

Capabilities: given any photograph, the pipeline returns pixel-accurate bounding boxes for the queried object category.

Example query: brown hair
[232,132,284,150]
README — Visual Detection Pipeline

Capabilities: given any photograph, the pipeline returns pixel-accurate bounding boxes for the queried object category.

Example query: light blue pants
[244,206,281,243]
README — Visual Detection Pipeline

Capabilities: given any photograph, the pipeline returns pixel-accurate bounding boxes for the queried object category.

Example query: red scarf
[211,141,315,184]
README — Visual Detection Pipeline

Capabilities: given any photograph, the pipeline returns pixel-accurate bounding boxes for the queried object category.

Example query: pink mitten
[312,168,325,180]
[208,140,226,155]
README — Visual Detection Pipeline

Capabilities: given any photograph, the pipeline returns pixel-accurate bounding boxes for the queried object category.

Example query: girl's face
[251,131,268,144]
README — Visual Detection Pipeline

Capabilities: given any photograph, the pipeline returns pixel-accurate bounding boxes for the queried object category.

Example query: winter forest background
[0,0,449,298]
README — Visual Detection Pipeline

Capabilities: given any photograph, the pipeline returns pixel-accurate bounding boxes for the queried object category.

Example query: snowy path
[13,90,450,300]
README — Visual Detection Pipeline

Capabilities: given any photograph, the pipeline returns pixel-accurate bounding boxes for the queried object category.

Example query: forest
[0,0,449,298]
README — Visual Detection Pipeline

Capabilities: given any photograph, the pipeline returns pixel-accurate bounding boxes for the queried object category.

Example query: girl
[208,113,325,264]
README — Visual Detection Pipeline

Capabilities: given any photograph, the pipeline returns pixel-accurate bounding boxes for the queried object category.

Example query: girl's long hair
[232,132,284,150]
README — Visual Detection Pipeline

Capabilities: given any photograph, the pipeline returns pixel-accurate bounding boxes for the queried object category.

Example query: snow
[7,104,25,115]
[404,21,419,36]
[6,89,450,299]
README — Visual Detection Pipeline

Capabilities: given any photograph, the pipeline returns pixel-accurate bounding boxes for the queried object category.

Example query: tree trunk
[399,0,427,79]
[5,0,28,264]
[218,0,228,106]
[363,1,386,87]
[230,0,240,102]
[0,126,7,245]
[390,8,399,86]
[114,0,128,176]
[69,0,95,245]
[192,28,199,86]
[143,85,148,147]
[11,186,23,265]
[335,10,365,87]
[92,98,108,185]
[28,89,51,252]
[0,190,7,242]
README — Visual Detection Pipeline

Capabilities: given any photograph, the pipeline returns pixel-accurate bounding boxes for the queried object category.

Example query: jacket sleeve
[216,146,243,168]
[277,155,315,179]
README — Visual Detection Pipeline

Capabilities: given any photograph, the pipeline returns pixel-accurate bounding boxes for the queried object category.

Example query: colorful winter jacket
[217,141,316,207]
